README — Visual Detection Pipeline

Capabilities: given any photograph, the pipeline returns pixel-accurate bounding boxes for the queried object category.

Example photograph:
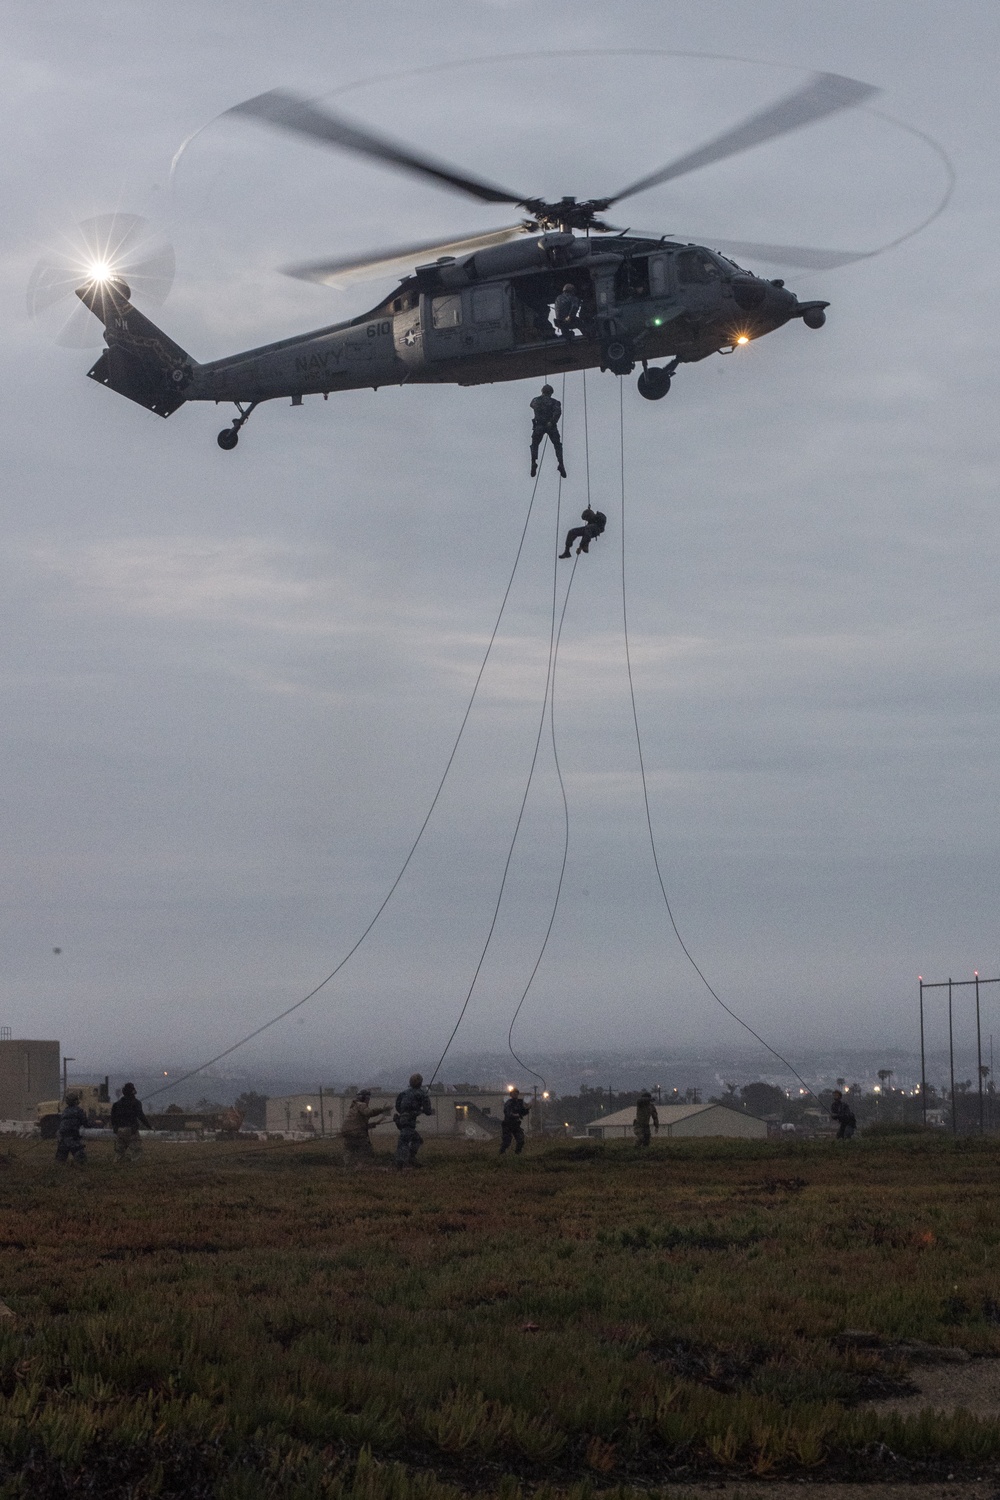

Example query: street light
[62,1057,75,1101]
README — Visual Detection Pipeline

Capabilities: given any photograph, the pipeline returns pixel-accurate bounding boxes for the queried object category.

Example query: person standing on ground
[341,1090,391,1170]
[559,506,607,558]
[500,1087,531,1155]
[633,1090,659,1148]
[830,1090,856,1140]
[55,1093,88,1165]
[529,385,567,479]
[110,1083,152,1163]
[394,1073,433,1169]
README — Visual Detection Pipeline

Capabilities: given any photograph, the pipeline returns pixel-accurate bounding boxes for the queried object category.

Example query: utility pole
[62,1056,75,1102]
[919,971,1000,1135]
[319,1085,325,1137]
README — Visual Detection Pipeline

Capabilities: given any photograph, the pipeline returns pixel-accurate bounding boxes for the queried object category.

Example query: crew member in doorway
[55,1093,88,1165]
[110,1082,151,1163]
[552,283,582,339]
[530,385,567,479]
[830,1090,856,1140]
[633,1090,659,1148]
[500,1088,531,1155]
[560,506,607,558]
[394,1073,433,1169]
[341,1089,391,1170]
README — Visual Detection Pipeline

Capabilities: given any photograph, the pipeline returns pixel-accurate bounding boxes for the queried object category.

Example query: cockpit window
[675,250,721,285]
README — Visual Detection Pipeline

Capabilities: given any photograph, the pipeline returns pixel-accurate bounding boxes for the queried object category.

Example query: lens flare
[27,213,175,349]
[736,334,750,345]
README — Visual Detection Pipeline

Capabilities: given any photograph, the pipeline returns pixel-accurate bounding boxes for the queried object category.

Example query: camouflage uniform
[559,507,607,558]
[831,1093,856,1140]
[499,1092,530,1155]
[55,1102,88,1164]
[394,1081,433,1167]
[110,1086,151,1162]
[552,286,582,338]
[529,389,566,477]
[632,1092,659,1148]
[341,1094,390,1170]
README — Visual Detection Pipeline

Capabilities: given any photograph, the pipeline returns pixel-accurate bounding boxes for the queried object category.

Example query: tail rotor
[27,213,175,348]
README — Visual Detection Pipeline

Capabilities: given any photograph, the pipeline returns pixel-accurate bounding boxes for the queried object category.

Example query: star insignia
[404,328,417,347]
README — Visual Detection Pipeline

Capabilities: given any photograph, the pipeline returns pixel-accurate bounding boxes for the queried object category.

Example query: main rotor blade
[284,224,528,287]
[706,236,875,270]
[226,89,525,206]
[608,72,878,204]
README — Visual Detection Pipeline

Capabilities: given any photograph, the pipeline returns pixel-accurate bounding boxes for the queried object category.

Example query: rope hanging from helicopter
[431,374,577,1086]
[503,367,593,1090]
[143,431,559,1107]
[614,375,816,1099]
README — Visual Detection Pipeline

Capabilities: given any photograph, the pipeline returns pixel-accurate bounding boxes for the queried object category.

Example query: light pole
[62,1057,75,1102]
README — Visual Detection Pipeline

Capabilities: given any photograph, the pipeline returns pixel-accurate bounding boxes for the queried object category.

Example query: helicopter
[68,70,881,449]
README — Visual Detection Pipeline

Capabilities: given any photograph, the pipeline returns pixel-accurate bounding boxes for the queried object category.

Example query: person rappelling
[552,283,582,340]
[529,385,567,479]
[559,505,606,558]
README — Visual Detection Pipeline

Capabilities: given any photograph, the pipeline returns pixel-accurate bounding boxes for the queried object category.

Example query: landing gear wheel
[217,428,239,450]
[637,368,672,401]
[802,308,826,329]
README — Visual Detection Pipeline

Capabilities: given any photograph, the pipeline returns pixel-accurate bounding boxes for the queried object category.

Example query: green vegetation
[2,1133,1000,1497]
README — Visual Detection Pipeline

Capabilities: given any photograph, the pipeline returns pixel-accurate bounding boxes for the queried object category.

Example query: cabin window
[471,284,505,323]
[431,294,463,328]
[676,250,720,284]
[648,255,669,297]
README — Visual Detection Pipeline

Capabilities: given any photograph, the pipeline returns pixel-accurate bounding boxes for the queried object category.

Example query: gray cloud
[3,0,999,1087]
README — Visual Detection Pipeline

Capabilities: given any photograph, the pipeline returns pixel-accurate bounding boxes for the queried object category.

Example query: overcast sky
[3,0,998,1088]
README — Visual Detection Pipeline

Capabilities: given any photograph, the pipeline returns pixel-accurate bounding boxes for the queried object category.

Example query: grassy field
[1,1131,1000,1498]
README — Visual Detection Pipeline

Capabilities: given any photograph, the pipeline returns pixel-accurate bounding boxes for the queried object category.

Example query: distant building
[265,1087,516,1139]
[0,1040,59,1121]
[586,1102,767,1140]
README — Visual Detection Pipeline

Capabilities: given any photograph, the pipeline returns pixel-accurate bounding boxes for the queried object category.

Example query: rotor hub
[520,196,614,233]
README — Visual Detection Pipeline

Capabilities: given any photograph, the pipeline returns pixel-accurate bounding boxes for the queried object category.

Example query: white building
[586,1102,767,1140]
[265,1087,518,1139]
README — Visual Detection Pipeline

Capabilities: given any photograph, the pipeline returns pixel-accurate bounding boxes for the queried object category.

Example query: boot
[558,463,567,479]
[530,460,537,477]
[558,550,572,559]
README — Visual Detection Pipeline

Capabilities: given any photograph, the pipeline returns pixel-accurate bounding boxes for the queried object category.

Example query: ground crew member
[530,385,567,479]
[110,1082,151,1163]
[394,1073,433,1169]
[500,1087,531,1155]
[55,1093,88,1165]
[633,1090,659,1148]
[341,1089,391,1170]
[552,283,582,339]
[830,1090,857,1140]
[559,506,607,557]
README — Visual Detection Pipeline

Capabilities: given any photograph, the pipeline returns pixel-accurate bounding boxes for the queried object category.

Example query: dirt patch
[872,1358,1000,1418]
[657,1489,996,1500]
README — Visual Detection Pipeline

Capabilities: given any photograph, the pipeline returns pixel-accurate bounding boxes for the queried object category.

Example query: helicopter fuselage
[81,231,828,429]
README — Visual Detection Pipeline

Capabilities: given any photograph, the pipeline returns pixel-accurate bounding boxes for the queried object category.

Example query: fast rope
[145,443,553,1106]
[616,376,816,1100]
[506,367,594,1089]
[430,375,575,1085]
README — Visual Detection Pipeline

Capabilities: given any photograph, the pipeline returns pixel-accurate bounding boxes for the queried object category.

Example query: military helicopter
[64,71,881,449]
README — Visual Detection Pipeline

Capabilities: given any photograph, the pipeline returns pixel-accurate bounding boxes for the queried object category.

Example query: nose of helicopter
[730,274,801,335]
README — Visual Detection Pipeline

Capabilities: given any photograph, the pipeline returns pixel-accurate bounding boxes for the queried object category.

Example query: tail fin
[77,278,193,418]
